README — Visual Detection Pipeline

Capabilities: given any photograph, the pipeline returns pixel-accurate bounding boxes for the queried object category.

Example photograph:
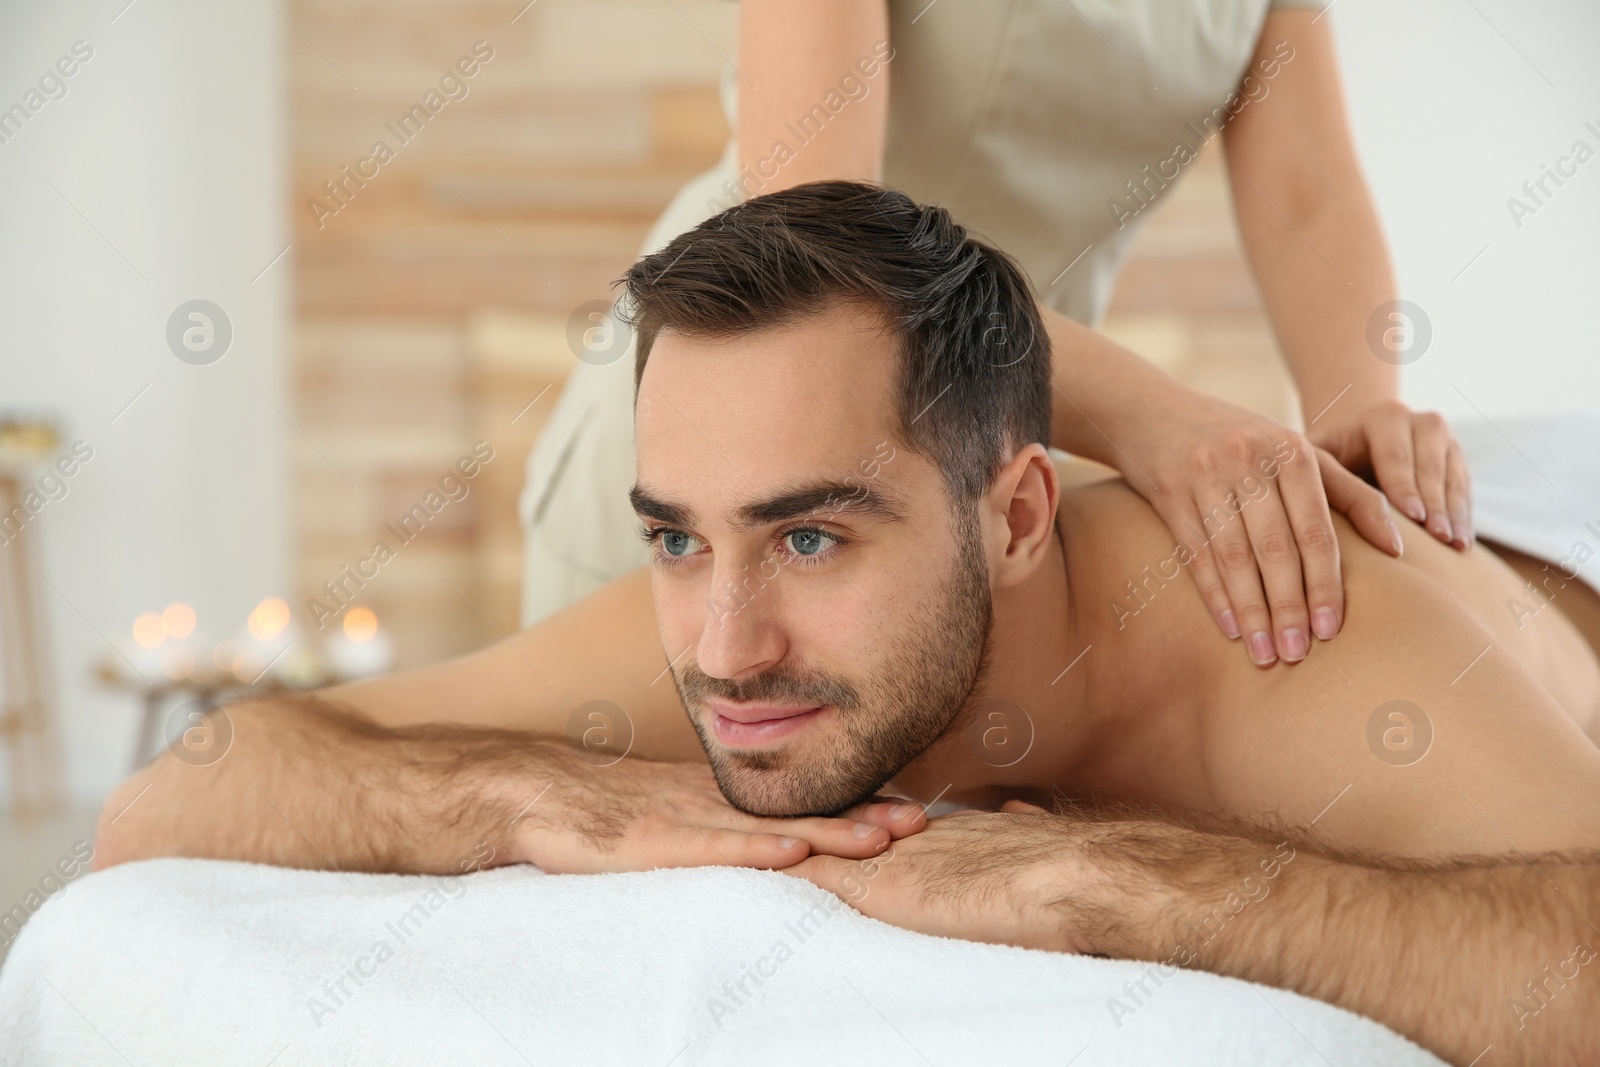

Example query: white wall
[0,1,288,807]
[1330,0,1600,419]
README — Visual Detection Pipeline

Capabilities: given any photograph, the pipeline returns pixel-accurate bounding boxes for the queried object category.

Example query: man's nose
[694,559,787,681]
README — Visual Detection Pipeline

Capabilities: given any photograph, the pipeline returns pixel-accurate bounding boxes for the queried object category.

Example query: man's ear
[986,442,1061,589]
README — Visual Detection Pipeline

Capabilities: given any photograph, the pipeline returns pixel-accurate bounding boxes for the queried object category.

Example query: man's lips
[706,700,828,747]
[706,700,821,724]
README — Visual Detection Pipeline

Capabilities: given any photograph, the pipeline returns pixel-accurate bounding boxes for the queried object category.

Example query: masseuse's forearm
[1041,305,1198,462]
[1228,159,1398,422]
[737,0,889,190]
[1071,821,1598,1066]
[94,695,570,874]
[1223,10,1398,424]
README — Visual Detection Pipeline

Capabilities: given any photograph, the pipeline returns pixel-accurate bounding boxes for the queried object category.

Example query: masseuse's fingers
[1272,440,1342,646]
[1408,411,1455,545]
[1445,439,1473,549]
[1206,497,1279,667]
[1270,437,1346,648]
[1236,464,1311,665]
[1159,497,1242,641]
[1315,447,1401,558]
[1362,403,1426,528]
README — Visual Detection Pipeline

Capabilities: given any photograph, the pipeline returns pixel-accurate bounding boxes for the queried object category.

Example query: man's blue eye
[662,530,697,556]
[785,529,834,556]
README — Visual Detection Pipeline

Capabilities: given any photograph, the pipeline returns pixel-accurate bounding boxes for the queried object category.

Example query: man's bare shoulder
[321,565,707,763]
[1054,465,1600,859]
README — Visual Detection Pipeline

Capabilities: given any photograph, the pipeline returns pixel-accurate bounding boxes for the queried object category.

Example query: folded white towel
[0,858,1443,1066]
[1453,411,1600,595]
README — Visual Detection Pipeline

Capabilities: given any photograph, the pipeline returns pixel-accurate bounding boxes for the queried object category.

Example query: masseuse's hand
[1308,399,1472,551]
[1125,393,1400,666]
[513,758,926,874]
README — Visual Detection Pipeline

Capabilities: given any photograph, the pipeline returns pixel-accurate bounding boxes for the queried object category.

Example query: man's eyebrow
[628,478,910,532]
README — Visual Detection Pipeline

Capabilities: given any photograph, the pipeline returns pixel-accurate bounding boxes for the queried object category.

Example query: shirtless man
[96,182,1600,1066]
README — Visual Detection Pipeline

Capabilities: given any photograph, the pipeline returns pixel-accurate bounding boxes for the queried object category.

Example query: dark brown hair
[617,180,1052,506]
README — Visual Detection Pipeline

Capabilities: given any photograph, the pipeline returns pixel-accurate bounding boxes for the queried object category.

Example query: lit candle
[159,602,199,681]
[119,611,167,680]
[324,607,395,680]
[235,597,298,684]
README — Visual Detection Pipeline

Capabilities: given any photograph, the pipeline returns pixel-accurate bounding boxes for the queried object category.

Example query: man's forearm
[1062,819,1599,1067]
[94,694,569,875]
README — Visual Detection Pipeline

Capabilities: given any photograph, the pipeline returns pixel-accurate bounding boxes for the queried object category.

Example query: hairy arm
[93,693,575,874]
[93,568,674,872]
[1059,814,1598,1067]
[788,806,1598,1066]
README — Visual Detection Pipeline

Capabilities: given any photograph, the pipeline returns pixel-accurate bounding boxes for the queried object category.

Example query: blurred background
[0,0,1596,955]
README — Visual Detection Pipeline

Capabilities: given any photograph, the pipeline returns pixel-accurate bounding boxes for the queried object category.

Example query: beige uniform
[520,0,1321,626]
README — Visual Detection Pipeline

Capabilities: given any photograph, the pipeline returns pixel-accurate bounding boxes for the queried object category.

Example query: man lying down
[97,181,1600,1066]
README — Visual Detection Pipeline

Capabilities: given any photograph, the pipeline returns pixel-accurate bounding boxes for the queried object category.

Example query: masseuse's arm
[737,0,889,186]
[92,568,917,874]
[738,0,1399,667]
[1224,9,1472,550]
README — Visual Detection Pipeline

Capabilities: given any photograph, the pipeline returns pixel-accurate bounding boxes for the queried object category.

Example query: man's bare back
[1031,459,1600,858]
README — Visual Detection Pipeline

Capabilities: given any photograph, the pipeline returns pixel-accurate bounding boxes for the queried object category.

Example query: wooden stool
[0,472,67,816]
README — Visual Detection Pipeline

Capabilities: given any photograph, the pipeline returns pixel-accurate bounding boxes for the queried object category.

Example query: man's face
[632,302,995,817]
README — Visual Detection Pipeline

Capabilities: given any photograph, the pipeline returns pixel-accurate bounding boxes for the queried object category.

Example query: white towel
[1453,411,1600,595]
[0,858,1443,1066]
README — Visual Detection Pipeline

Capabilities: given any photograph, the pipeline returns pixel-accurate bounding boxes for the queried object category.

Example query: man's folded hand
[510,758,927,874]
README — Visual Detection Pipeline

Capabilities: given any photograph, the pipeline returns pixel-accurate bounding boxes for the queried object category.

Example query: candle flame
[249,598,291,641]
[132,613,165,649]
[162,602,197,639]
[344,606,378,644]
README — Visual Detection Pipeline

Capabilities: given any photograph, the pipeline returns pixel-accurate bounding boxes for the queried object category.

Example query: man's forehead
[633,302,911,522]
[636,302,899,433]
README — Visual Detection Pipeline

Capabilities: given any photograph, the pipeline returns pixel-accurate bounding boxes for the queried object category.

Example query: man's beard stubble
[671,501,995,817]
